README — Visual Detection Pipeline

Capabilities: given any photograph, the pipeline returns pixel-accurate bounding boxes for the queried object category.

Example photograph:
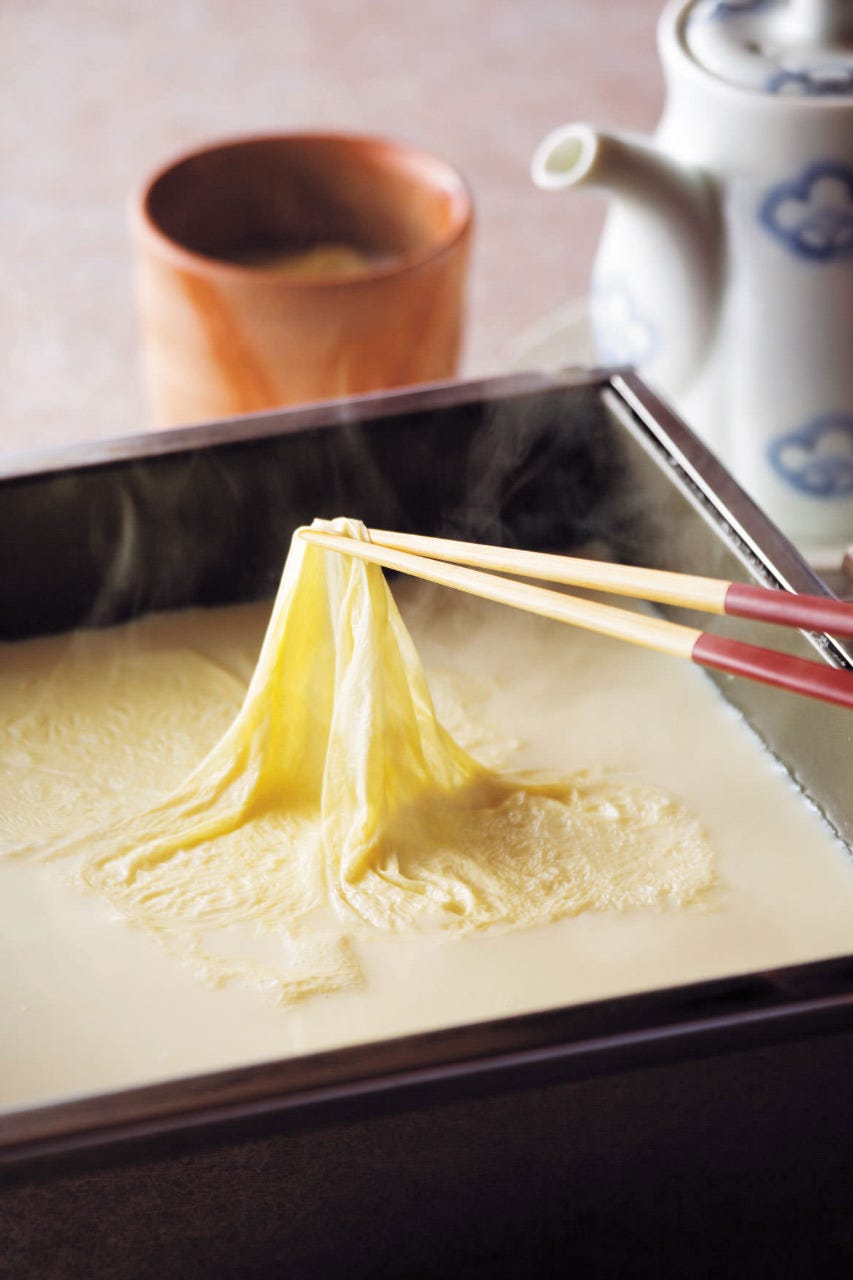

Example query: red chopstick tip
[725,581,853,638]
[693,631,853,710]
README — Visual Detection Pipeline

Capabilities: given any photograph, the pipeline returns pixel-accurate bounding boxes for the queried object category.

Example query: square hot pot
[1,369,852,1278]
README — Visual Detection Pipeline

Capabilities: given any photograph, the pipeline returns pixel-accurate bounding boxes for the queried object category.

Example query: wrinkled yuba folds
[4,518,714,1003]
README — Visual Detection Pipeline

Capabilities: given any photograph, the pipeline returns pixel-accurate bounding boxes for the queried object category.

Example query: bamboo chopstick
[302,528,700,657]
[300,528,853,711]
[366,528,853,637]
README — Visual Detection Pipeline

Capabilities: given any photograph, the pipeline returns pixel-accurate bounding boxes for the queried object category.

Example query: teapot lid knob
[683,0,853,95]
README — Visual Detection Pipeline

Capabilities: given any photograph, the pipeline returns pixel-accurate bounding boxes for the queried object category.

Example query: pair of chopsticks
[300,527,853,710]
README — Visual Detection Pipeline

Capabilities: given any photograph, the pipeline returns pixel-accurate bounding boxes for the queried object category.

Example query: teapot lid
[683,0,853,95]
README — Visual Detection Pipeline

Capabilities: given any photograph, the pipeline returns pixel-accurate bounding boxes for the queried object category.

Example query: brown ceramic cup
[132,133,474,427]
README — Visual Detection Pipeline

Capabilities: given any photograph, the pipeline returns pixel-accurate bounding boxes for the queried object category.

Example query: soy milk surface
[2,573,852,1110]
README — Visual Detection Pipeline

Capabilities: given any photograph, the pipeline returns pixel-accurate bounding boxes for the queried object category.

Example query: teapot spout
[531,124,722,387]
[532,123,633,194]
[532,123,720,262]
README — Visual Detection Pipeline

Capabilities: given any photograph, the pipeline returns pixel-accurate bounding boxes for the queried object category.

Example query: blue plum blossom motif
[767,63,853,97]
[768,414,853,498]
[759,163,853,260]
[589,281,657,368]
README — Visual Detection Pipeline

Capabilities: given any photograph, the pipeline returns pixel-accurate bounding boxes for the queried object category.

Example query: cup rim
[132,130,475,288]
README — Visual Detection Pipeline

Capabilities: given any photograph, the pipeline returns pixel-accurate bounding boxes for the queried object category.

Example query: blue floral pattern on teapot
[759,162,853,260]
[708,0,774,17]
[768,414,853,498]
[767,63,853,97]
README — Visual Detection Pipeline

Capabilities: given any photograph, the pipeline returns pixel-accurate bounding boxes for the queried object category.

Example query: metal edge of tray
[3,367,853,1177]
[3,953,852,1179]
[0,368,607,482]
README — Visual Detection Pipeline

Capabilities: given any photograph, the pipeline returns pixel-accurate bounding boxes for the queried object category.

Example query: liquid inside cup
[216,240,395,278]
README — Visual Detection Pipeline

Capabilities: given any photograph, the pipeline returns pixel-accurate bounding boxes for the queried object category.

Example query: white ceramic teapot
[532,0,853,557]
